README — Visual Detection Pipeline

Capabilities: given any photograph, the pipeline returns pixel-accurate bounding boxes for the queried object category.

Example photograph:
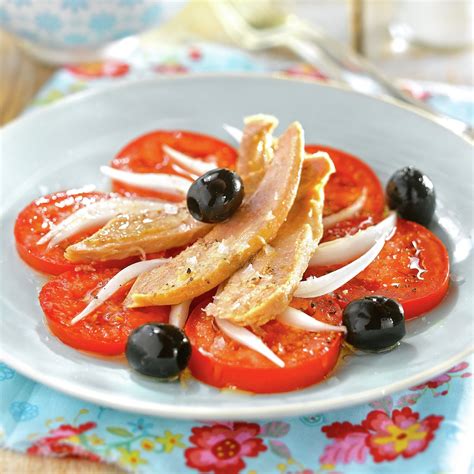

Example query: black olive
[386,166,436,226]
[187,168,244,223]
[125,323,191,379]
[343,296,406,352]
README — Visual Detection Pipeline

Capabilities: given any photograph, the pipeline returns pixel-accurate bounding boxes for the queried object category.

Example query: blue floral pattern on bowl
[0,0,186,62]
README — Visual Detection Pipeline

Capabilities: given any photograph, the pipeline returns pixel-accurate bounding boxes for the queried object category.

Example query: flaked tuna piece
[64,115,277,263]
[237,114,277,193]
[206,152,335,326]
[65,204,212,263]
[127,122,305,307]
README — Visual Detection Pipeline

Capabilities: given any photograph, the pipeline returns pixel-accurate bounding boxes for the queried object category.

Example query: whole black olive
[187,168,244,223]
[343,296,406,352]
[386,166,436,226]
[126,323,191,379]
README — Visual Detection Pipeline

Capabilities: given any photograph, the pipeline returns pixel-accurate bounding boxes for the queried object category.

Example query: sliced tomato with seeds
[13,190,151,275]
[185,296,344,393]
[305,145,385,239]
[111,131,238,200]
[306,219,450,319]
[39,268,170,356]
[15,189,107,275]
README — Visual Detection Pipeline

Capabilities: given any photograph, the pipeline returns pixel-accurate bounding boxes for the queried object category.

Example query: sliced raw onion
[310,213,396,266]
[323,188,367,228]
[169,300,192,329]
[277,307,346,333]
[295,224,394,298]
[37,198,164,248]
[100,166,192,198]
[70,258,168,325]
[214,317,285,368]
[223,124,243,143]
[163,145,216,176]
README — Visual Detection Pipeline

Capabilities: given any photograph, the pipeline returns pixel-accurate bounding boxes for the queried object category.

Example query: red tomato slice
[39,268,169,356]
[111,131,238,200]
[13,189,147,275]
[306,219,450,320]
[185,296,344,393]
[305,145,385,240]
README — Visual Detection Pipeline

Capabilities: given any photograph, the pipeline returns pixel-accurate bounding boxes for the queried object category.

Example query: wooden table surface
[1,6,471,470]
[0,32,55,126]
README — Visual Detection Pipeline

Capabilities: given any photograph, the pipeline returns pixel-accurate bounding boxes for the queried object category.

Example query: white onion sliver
[215,317,285,368]
[38,210,114,248]
[323,188,367,228]
[310,213,396,266]
[169,300,192,329]
[295,227,393,298]
[71,258,168,325]
[100,166,191,197]
[278,307,346,333]
[163,145,216,176]
[223,124,243,143]
[37,198,164,248]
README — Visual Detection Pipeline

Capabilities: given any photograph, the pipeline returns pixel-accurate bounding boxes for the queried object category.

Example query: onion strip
[278,307,346,333]
[163,145,216,176]
[37,198,164,248]
[70,258,168,325]
[295,225,394,298]
[100,166,192,198]
[310,213,396,266]
[169,300,192,329]
[323,188,367,228]
[223,124,243,143]
[214,317,285,368]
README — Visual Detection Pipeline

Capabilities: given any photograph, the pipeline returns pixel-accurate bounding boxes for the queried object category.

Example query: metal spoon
[213,0,473,139]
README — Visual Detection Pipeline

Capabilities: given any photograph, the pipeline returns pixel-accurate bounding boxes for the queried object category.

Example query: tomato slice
[111,131,238,200]
[185,296,344,393]
[306,219,450,319]
[39,268,169,355]
[14,189,147,275]
[305,145,385,240]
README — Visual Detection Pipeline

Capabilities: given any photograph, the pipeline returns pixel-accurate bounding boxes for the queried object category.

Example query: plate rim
[1,346,471,420]
[1,74,472,420]
[2,73,472,146]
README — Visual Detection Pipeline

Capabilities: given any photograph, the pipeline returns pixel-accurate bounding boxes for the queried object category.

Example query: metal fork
[213,0,473,140]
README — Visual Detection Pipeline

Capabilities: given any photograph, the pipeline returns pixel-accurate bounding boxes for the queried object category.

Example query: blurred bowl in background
[0,0,187,64]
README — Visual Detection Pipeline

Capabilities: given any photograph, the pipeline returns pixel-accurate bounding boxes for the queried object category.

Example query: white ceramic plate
[1,76,472,420]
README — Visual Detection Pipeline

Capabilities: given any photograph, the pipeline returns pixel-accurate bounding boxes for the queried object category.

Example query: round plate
[1,75,472,420]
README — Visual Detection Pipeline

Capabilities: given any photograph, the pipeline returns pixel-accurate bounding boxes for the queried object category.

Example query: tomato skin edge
[15,241,71,276]
[402,272,450,320]
[306,144,386,219]
[403,227,450,319]
[45,319,126,356]
[16,239,141,276]
[333,271,450,320]
[187,333,343,394]
[39,268,170,356]
[334,220,450,320]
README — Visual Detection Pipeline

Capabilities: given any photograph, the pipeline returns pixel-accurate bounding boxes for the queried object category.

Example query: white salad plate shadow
[0,75,472,420]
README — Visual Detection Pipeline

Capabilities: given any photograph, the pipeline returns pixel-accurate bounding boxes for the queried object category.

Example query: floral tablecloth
[1,42,473,474]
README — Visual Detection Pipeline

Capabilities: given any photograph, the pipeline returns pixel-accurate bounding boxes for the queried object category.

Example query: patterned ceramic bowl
[0,0,186,64]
